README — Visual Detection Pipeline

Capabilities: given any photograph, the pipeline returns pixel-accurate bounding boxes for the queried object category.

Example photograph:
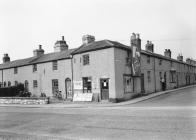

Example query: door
[65,78,72,99]
[141,73,145,93]
[100,79,109,100]
[164,72,167,89]
[24,80,29,91]
[52,79,59,96]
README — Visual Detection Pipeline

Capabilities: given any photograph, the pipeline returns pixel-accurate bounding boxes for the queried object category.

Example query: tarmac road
[0,86,196,140]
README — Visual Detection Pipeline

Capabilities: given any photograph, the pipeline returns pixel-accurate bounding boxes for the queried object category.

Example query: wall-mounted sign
[73,81,83,90]
[73,93,93,102]
[132,46,141,76]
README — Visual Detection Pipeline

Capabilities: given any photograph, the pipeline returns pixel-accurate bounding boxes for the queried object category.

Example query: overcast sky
[0,0,196,62]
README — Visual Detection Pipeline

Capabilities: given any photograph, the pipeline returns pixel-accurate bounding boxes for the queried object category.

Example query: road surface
[0,86,196,140]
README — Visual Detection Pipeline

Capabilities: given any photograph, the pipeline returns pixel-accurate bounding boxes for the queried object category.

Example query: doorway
[141,73,145,93]
[65,78,72,99]
[100,78,109,100]
[52,79,59,96]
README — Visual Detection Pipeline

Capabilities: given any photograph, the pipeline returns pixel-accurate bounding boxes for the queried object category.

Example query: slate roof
[0,49,76,70]
[71,40,131,55]
[0,39,194,70]
[141,50,195,66]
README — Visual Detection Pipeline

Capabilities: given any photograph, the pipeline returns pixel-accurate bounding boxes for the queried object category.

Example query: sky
[0,0,196,62]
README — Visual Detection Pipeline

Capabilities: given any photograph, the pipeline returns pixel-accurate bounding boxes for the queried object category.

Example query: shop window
[52,60,58,70]
[83,54,89,65]
[82,77,92,93]
[33,64,37,72]
[8,81,11,87]
[147,55,150,64]
[15,81,18,86]
[14,67,18,74]
[4,82,6,87]
[124,75,132,93]
[33,80,38,88]
[147,71,151,82]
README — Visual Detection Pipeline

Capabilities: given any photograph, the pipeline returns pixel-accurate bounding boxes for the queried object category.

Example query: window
[83,54,89,65]
[170,71,176,83]
[52,60,58,70]
[147,55,150,63]
[124,75,132,93]
[14,67,18,74]
[33,64,37,72]
[147,71,151,82]
[33,80,38,88]
[4,82,6,87]
[159,72,162,79]
[159,59,162,65]
[0,82,2,88]
[82,77,92,93]
[15,81,18,86]
[195,74,196,81]
[8,81,11,87]
[170,61,173,67]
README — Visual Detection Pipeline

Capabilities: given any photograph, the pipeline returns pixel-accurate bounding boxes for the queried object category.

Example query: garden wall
[0,97,49,104]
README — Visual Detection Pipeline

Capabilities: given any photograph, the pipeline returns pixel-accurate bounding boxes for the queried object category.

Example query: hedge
[0,83,25,97]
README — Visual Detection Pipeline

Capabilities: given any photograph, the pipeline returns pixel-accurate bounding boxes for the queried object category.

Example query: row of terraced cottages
[0,34,196,102]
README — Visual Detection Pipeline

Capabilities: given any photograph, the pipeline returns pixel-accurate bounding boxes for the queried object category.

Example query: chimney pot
[39,45,42,49]
[3,53,10,63]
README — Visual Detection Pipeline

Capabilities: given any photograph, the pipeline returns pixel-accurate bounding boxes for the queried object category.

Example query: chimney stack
[33,45,44,57]
[3,53,10,63]
[145,40,154,53]
[177,54,183,62]
[186,58,191,64]
[82,35,95,45]
[164,49,171,58]
[54,36,68,52]
[130,33,141,51]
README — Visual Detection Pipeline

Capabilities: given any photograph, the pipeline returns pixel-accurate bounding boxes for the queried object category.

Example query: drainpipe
[154,57,156,92]
[1,70,3,84]
[71,55,74,99]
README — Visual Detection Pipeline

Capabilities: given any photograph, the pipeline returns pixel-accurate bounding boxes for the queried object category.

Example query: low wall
[0,97,49,104]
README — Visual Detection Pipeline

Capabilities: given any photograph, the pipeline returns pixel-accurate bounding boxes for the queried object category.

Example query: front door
[100,79,109,100]
[141,73,145,93]
[52,79,59,96]
[65,78,72,99]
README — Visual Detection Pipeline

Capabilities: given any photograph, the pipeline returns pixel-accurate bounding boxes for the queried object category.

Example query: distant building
[0,34,196,102]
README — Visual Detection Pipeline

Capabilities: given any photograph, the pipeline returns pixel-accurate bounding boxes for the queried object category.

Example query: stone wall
[0,97,49,104]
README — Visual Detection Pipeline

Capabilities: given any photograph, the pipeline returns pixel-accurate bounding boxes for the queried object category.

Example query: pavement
[0,84,196,108]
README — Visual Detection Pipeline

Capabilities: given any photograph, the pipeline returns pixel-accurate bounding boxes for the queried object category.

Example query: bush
[0,83,26,97]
